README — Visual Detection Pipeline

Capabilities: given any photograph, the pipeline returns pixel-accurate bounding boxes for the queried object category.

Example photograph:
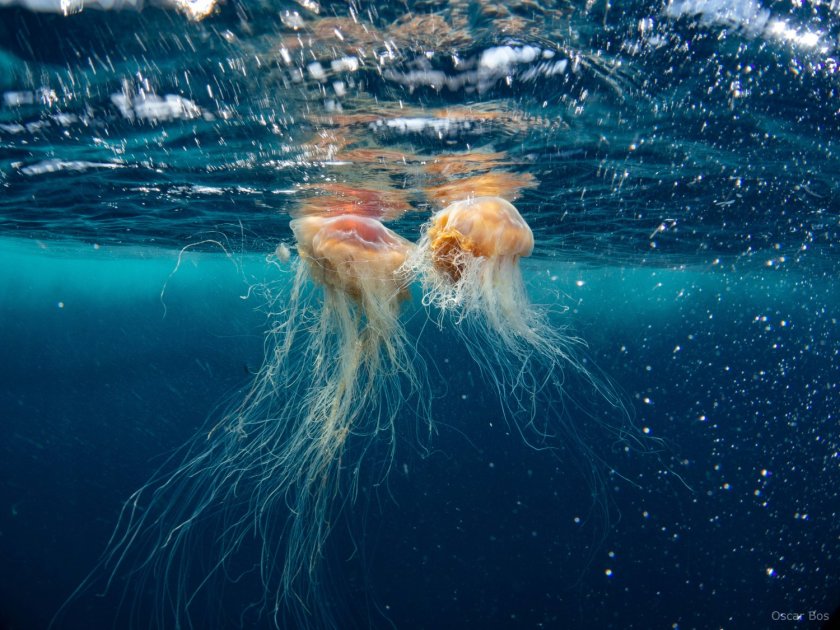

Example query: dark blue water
[1,1,839,628]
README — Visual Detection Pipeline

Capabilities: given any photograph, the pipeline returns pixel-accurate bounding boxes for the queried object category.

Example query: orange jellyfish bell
[427,196,534,280]
[291,214,414,300]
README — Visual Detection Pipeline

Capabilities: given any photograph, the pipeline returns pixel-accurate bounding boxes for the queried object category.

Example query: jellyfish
[263,213,425,621]
[61,214,425,628]
[411,196,548,364]
[407,195,639,474]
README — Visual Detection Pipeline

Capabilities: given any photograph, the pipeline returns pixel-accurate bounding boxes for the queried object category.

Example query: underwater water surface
[1,0,839,629]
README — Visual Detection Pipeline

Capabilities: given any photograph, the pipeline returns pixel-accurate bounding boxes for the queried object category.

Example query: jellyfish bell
[292,214,414,302]
[426,196,534,281]
[414,196,544,353]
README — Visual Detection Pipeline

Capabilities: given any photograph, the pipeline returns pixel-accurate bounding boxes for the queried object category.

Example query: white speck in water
[331,56,360,72]
[307,62,326,81]
[275,243,291,263]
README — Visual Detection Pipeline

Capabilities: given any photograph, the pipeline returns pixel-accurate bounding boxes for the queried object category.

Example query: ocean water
[1,1,839,629]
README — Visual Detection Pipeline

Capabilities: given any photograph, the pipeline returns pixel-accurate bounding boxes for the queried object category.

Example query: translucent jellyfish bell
[292,214,414,302]
[415,196,545,355]
[427,195,533,280]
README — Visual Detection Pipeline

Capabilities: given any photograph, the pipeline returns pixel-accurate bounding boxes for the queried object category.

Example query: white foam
[330,56,359,73]
[383,44,571,94]
[0,0,215,19]
[665,0,771,34]
[479,45,541,71]
[19,159,123,176]
[280,10,305,30]
[766,19,821,49]
[382,68,468,91]
[52,113,79,126]
[0,123,26,134]
[307,62,326,82]
[3,91,34,107]
[111,92,202,122]
[368,116,479,138]
[0,0,136,12]
[166,0,216,21]
[380,117,452,133]
[665,0,826,50]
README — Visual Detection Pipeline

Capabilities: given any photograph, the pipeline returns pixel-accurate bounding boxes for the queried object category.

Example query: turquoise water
[1,1,839,628]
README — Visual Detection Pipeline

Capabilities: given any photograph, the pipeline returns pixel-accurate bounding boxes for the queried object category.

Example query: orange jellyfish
[64,214,425,629]
[409,196,632,453]
[414,196,546,354]
[269,213,425,621]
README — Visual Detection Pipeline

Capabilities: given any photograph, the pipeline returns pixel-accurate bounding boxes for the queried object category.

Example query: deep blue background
[1,239,837,629]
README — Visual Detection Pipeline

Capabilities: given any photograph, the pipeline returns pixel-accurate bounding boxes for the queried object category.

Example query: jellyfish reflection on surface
[75,214,425,628]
